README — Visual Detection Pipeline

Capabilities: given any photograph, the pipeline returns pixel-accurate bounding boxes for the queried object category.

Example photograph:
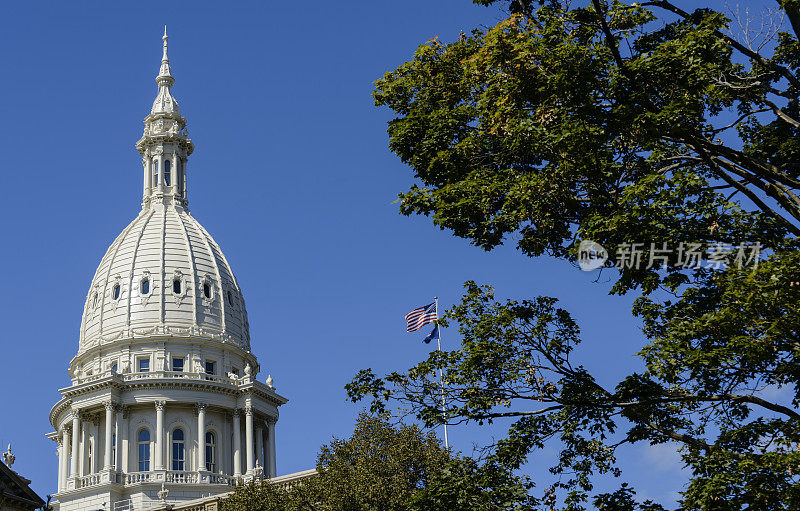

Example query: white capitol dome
[79,207,251,352]
[50,30,287,511]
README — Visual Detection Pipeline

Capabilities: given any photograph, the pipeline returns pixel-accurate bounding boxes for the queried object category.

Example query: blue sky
[0,0,781,506]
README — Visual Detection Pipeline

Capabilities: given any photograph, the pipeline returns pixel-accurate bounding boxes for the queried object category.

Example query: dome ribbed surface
[79,206,250,352]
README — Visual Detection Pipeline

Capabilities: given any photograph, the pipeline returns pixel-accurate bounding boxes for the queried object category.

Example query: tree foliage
[347,0,800,509]
[220,413,533,511]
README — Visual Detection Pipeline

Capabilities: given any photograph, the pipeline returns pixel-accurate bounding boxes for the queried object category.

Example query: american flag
[405,302,437,332]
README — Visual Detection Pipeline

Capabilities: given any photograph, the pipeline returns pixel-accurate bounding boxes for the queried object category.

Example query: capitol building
[46,30,288,511]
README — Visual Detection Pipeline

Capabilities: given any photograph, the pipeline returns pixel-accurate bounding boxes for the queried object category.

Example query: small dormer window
[164,159,172,186]
[173,278,181,294]
[141,278,150,295]
[112,283,121,300]
[93,292,98,308]
[226,290,233,307]
[203,282,211,299]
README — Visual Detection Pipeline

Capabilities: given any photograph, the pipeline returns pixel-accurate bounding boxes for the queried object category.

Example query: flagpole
[435,297,449,449]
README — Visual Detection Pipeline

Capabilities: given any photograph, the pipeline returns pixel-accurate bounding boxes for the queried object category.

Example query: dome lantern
[137,27,194,210]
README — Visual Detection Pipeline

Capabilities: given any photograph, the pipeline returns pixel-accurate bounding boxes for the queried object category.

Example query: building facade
[47,30,287,511]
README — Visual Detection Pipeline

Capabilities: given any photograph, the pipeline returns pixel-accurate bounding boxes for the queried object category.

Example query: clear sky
[0,0,778,506]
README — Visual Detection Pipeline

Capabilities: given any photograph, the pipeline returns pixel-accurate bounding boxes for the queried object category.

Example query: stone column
[267,418,277,478]
[80,419,88,475]
[197,403,207,472]
[104,402,114,470]
[256,424,264,470]
[154,401,165,470]
[61,428,70,490]
[121,407,129,473]
[70,411,80,479]
[245,405,254,474]
[144,156,150,197]
[57,438,64,492]
[114,406,122,471]
[232,410,241,478]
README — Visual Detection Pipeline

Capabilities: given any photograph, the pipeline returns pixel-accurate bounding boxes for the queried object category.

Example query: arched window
[112,283,120,300]
[172,428,185,471]
[205,431,216,472]
[153,160,159,186]
[173,278,181,295]
[176,158,183,192]
[203,282,211,299]
[164,159,172,186]
[141,278,150,295]
[137,429,150,472]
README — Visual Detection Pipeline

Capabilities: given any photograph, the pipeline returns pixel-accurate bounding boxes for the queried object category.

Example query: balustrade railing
[125,471,154,484]
[74,369,248,386]
[165,471,198,484]
[76,473,101,488]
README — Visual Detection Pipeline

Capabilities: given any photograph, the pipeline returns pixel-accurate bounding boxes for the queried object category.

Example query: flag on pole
[405,302,437,332]
[422,324,439,344]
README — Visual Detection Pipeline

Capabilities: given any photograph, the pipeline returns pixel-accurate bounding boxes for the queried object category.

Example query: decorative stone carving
[2,444,15,468]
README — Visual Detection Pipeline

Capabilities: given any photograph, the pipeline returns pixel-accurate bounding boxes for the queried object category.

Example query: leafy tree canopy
[221,413,533,511]
[347,1,800,509]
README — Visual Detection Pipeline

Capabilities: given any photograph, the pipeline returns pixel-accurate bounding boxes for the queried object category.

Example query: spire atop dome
[137,29,194,210]
[157,26,174,88]
[152,27,178,114]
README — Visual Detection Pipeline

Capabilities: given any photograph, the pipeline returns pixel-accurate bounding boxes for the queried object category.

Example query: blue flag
[423,324,439,344]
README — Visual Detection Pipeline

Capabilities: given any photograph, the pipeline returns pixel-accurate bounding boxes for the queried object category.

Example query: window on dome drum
[138,358,150,373]
[164,159,172,186]
[141,278,150,295]
[205,432,216,472]
[231,367,239,377]
[111,362,118,373]
[203,282,211,299]
[138,429,150,472]
[113,283,120,300]
[87,442,93,474]
[153,160,159,186]
[172,357,184,372]
[173,278,181,294]
[205,361,216,375]
[172,428,185,471]
[112,434,116,466]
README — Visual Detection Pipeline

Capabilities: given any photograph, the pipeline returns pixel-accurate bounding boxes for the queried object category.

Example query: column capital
[196,402,207,413]
[244,405,253,416]
[232,408,241,418]
[70,407,82,420]
[154,400,166,411]
[266,416,277,426]
[104,401,117,412]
